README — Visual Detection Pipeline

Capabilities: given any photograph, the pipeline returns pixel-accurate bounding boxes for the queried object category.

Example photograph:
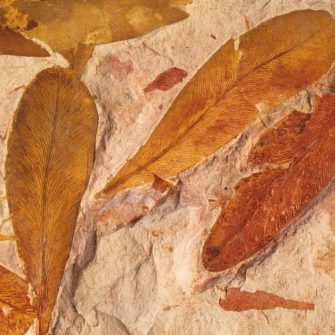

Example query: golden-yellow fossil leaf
[1,0,191,57]
[98,9,335,196]
[5,67,98,335]
[0,265,36,335]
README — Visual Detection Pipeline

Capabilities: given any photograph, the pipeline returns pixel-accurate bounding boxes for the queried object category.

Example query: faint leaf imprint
[0,265,36,335]
[202,94,335,272]
[98,10,335,197]
[5,68,98,334]
[219,287,314,311]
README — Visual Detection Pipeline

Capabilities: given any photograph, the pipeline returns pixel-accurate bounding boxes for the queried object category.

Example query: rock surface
[1,0,335,334]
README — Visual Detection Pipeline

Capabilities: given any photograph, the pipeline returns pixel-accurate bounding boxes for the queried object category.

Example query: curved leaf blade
[98,9,335,197]
[202,94,335,272]
[5,68,98,334]
[2,0,191,55]
[0,265,36,335]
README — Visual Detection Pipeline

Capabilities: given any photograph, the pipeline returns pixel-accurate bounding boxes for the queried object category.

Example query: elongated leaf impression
[5,67,98,334]
[0,265,36,335]
[0,27,49,57]
[99,9,335,197]
[1,0,191,56]
[202,94,335,272]
[219,288,314,311]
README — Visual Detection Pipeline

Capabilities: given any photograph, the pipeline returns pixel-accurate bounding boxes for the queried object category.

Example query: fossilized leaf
[0,27,49,57]
[202,93,335,272]
[5,67,98,334]
[0,265,36,335]
[99,10,335,197]
[1,0,191,57]
[144,67,188,93]
[219,288,314,311]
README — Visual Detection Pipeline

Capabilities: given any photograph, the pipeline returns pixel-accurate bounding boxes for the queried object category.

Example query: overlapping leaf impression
[202,93,335,272]
[98,10,335,197]
[1,2,192,334]
[0,0,191,61]
[0,265,36,335]
[1,7,335,335]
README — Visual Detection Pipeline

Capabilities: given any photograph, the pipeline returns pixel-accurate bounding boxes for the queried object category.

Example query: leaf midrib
[38,72,61,325]
[107,28,320,191]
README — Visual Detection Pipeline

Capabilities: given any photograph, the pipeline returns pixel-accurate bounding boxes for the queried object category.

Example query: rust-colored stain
[152,174,175,192]
[102,55,134,81]
[144,67,188,93]
[219,288,314,311]
[202,94,335,272]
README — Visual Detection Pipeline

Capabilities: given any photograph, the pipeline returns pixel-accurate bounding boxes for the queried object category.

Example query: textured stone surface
[1,0,335,334]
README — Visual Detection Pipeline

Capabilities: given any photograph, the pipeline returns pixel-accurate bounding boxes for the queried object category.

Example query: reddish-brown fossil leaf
[99,10,335,197]
[219,288,314,311]
[144,67,188,93]
[0,27,49,57]
[0,265,36,335]
[5,67,98,334]
[202,94,335,272]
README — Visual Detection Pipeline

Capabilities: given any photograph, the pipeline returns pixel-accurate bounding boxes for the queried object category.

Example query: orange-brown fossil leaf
[0,27,49,57]
[0,265,36,335]
[202,94,335,272]
[219,288,314,311]
[2,0,191,57]
[99,10,335,197]
[5,67,98,335]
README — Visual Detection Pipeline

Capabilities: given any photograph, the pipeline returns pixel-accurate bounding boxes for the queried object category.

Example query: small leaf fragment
[99,10,335,196]
[0,265,36,335]
[144,67,188,93]
[5,67,98,334]
[0,27,49,57]
[202,94,335,272]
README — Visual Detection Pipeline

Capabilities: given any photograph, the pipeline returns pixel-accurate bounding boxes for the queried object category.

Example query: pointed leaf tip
[99,9,335,197]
